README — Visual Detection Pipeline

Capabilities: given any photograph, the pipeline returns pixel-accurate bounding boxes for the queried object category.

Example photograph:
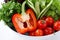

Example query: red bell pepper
[12,1,37,34]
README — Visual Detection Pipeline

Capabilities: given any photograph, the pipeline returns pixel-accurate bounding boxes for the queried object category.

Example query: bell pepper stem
[21,1,26,15]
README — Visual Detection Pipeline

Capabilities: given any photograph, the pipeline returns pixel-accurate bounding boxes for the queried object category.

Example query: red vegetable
[26,9,37,31]
[12,13,28,34]
[37,20,47,29]
[54,21,60,31]
[34,29,44,36]
[29,32,35,36]
[29,29,44,36]
[45,17,54,26]
[12,9,37,34]
[44,27,53,35]
[12,1,37,34]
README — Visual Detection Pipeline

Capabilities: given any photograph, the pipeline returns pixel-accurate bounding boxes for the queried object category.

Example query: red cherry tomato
[37,20,47,29]
[29,32,35,36]
[44,27,53,35]
[35,29,44,36]
[54,21,60,31]
[29,29,44,36]
[45,17,54,26]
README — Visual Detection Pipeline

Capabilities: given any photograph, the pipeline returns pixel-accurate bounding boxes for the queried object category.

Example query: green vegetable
[40,0,46,9]
[53,0,60,16]
[27,0,60,20]
[26,0,40,18]
[0,1,21,27]
[38,0,53,19]
[46,10,58,20]
[46,0,60,20]
[27,0,53,19]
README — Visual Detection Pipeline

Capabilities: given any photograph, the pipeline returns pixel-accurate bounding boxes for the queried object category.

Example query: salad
[0,0,60,36]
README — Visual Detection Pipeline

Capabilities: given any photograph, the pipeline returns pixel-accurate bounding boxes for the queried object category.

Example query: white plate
[0,0,60,40]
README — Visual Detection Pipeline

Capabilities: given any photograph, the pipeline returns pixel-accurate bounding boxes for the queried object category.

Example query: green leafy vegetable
[46,0,60,20]
[26,0,40,17]
[27,0,60,20]
[46,10,59,21]
[53,0,60,15]
[40,0,46,9]
[27,0,53,19]
[38,0,53,19]
[0,1,21,27]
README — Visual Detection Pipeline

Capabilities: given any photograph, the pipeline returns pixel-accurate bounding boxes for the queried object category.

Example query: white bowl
[0,20,60,40]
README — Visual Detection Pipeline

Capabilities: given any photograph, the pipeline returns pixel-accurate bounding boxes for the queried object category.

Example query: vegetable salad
[0,0,60,36]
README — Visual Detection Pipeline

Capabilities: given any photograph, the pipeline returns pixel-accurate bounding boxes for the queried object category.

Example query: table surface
[0,0,60,40]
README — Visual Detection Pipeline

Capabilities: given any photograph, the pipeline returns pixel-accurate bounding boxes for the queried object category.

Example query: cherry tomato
[37,20,47,29]
[29,29,44,36]
[44,27,53,35]
[29,32,35,36]
[35,29,44,36]
[54,21,60,31]
[45,17,54,26]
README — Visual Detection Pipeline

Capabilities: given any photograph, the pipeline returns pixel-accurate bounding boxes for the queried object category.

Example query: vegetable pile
[0,0,60,36]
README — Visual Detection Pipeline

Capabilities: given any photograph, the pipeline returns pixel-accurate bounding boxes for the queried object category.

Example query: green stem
[28,0,34,6]
[28,3,37,14]
[27,0,37,16]
[37,0,53,19]
[35,1,40,17]
[40,7,49,19]
[21,1,26,15]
